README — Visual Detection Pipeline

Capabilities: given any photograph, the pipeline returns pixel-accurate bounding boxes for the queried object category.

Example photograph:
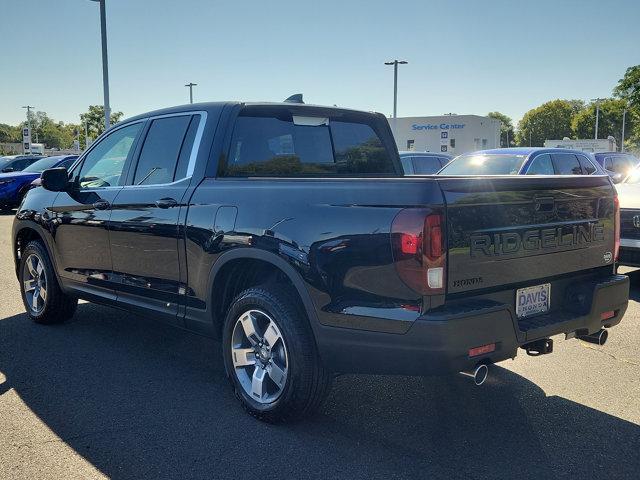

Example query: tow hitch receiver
[522,338,553,356]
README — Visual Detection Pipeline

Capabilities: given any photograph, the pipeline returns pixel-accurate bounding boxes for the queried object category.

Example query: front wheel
[19,240,77,324]
[222,286,332,423]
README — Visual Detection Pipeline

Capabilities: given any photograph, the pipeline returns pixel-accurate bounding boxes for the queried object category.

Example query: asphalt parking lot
[0,212,638,480]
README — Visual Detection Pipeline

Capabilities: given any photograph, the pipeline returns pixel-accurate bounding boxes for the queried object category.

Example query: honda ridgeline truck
[12,100,629,422]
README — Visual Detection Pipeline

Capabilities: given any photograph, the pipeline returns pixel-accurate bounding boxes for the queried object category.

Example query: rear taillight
[614,194,620,262]
[391,209,446,295]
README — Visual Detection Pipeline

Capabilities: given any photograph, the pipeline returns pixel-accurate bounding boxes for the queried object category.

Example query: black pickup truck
[12,100,629,422]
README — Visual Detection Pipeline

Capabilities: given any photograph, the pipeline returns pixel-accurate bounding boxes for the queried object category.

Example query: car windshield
[438,154,527,175]
[22,157,63,173]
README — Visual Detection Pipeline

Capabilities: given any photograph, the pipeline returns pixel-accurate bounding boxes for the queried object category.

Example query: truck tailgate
[438,176,616,294]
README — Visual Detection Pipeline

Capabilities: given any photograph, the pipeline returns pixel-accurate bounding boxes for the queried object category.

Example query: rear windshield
[438,154,527,175]
[222,107,398,177]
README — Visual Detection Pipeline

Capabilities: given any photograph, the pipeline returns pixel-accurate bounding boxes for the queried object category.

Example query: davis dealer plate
[516,283,551,318]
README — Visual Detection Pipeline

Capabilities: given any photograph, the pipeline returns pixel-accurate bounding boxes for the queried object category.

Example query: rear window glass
[438,154,526,175]
[223,108,396,177]
[526,154,554,175]
[411,155,442,174]
[553,153,582,175]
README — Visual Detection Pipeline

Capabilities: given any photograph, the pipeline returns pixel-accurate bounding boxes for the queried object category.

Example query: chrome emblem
[633,215,640,228]
[603,252,613,263]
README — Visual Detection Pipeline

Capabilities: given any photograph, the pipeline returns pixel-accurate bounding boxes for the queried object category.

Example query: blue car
[0,155,77,211]
[0,154,45,173]
[437,147,606,176]
[591,152,639,183]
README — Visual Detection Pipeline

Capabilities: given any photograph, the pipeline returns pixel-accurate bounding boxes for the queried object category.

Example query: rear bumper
[316,274,629,375]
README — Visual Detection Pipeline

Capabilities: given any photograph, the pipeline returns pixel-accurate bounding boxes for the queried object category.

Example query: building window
[482,139,488,148]
[449,138,456,148]
[406,139,415,151]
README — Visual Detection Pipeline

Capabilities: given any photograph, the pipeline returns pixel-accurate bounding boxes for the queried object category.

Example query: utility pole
[22,105,33,132]
[90,0,111,130]
[185,82,197,104]
[591,98,605,140]
[621,107,627,152]
[384,60,408,118]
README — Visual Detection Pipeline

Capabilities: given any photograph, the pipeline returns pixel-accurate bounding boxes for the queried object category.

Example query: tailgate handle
[535,197,555,212]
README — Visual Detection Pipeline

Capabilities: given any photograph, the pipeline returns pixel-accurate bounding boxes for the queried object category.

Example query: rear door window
[224,107,397,177]
[552,153,583,175]
[133,115,193,185]
[411,155,443,174]
[526,154,555,175]
[577,155,597,174]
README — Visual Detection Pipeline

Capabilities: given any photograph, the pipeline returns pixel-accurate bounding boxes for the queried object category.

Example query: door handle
[92,200,110,210]
[155,198,177,209]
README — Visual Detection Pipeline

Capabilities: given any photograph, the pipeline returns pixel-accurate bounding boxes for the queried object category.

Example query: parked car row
[0,155,78,211]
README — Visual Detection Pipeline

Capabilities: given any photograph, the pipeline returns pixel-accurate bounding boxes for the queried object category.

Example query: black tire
[222,285,332,423]
[19,240,77,324]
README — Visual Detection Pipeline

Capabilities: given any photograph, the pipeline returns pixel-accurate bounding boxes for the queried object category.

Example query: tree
[572,98,635,147]
[487,111,514,147]
[516,100,576,147]
[0,123,21,143]
[80,105,124,140]
[614,65,640,108]
[613,65,640,150]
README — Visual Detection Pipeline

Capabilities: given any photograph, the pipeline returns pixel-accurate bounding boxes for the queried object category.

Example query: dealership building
[389,115,502,156]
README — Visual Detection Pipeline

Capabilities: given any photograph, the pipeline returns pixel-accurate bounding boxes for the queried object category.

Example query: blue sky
[2,0,639,127]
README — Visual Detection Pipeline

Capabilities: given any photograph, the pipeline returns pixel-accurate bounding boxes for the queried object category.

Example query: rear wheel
[222,286,332,423]
[19,241,77,324]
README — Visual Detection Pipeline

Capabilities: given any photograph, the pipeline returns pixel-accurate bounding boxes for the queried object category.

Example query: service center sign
[412,123,465,131]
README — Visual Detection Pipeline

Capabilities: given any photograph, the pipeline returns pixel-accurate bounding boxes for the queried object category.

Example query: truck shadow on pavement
[0,303,638,480]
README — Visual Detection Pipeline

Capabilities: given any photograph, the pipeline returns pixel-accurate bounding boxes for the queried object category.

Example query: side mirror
[41,168,70,192]
[612,173,624,184]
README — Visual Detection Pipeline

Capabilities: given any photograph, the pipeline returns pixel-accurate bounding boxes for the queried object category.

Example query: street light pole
[90,0,111,130]
[185,82,197,104]
[384,60,408,118]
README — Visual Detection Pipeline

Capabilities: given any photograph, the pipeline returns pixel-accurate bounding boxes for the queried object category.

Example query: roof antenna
[284,94,304,104]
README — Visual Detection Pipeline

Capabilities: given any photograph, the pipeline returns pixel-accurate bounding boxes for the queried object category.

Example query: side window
[526,154,554,175]
[77,122,142,189]
[604,157,614,170]
[552,153,583,175]
[400,156,414,174]
[577,155,597,174]
[133,115,193,185]
[11,159,29,171]
[411,155,442,174]
[224,108,396,177]
[613,155,636,175]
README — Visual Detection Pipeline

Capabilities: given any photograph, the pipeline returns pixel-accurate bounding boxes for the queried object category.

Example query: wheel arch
[207,249,320,337]
[13,222,59,281]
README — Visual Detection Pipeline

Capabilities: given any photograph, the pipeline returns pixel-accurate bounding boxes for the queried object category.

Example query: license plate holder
[516,283,551,318]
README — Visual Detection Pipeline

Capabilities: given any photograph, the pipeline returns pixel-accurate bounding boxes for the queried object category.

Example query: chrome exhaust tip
[578,329,608,346]
[460,364,489,386]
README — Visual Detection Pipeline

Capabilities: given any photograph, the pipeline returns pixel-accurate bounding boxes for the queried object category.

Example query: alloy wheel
[231,309,289,404]
[23,253,47,314]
